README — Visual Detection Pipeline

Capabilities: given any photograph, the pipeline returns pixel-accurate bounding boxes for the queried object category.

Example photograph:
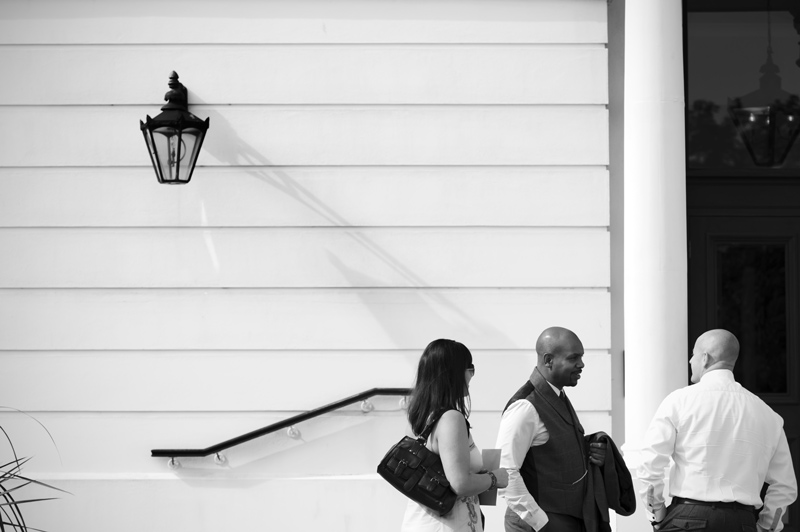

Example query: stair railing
[151,387,411,465]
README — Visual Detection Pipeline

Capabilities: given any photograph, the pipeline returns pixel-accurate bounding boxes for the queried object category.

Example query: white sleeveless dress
[400,429,484,532]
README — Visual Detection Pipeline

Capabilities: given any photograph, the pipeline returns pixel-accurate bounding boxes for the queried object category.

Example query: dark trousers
[504,507,584,532]
[658,498,757,532]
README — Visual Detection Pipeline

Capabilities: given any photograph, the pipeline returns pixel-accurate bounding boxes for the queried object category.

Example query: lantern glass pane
[180,128,205,182]
[152,127,183,183]
[142,129,161,178]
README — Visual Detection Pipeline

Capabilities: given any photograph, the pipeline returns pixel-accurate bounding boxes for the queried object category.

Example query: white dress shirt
[495,380,563,531]
[638,370,797,532]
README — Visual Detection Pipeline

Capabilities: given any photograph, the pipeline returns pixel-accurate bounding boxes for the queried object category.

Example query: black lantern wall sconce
[140,71,210,184]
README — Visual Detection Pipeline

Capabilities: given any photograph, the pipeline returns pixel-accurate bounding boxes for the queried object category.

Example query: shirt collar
[700,368,735,383]
[530,367,565,395]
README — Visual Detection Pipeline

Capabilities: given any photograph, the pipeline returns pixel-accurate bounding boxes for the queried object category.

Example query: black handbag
[376,410,458,516]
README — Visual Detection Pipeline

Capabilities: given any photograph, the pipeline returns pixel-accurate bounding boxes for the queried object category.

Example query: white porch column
[620,0,688,528]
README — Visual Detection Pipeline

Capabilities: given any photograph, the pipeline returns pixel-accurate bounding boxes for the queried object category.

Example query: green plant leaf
[0,408,62,465]
[0,482,35,497]
[0,520,50,532]
[1,406,65,532]
[0,475,68,496]
[0,498,58,507]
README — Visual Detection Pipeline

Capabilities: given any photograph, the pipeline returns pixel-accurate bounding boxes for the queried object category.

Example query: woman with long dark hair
[401,339,508,531]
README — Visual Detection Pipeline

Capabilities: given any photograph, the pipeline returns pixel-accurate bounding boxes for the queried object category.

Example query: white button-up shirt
[495,379,564,532]
[637,370,797,532]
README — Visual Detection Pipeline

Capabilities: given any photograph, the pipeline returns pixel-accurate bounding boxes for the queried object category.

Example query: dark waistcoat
[503,367,588,519]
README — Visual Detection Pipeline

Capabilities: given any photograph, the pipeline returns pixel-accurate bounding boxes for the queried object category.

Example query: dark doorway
[688,184,800,531]
[686,1,800,529]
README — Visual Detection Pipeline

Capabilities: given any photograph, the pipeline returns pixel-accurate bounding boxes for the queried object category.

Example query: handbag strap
[416,409,448,443]
[416,408,470,444]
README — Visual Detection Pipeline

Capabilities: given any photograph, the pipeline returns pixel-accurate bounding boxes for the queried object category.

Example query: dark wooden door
[688,180,800,531]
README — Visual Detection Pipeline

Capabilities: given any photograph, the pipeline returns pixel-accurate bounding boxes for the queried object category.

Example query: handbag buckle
[393,459,409,476]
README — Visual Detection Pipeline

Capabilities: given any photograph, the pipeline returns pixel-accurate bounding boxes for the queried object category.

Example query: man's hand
[588,441,606,466]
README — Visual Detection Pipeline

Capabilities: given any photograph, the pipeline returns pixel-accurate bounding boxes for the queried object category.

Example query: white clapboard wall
[0,1,610,530]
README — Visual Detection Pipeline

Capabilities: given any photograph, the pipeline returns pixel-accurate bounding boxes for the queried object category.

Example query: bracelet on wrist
[486,470,497,490]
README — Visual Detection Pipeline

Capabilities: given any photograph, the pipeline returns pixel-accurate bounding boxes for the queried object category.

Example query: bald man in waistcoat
[496,326,606,532]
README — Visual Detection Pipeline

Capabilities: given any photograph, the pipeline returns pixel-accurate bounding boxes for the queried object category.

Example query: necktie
[560,391,574,420]
[560,390,585,465]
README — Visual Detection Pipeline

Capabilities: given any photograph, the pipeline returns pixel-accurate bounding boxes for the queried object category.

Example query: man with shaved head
[638,329,797,532]
[496,326,606,531]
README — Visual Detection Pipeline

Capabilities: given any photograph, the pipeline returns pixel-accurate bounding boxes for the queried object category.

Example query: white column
[620,1,688,528]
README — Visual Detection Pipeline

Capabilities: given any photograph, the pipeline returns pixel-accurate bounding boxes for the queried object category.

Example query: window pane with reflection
[687,6,800,172]
[716,242,788,394]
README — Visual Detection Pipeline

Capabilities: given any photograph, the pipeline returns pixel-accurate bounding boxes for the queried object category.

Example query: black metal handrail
[151,387,411,458]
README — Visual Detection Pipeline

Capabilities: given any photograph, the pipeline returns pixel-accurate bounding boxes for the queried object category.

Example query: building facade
[0,1,796,530]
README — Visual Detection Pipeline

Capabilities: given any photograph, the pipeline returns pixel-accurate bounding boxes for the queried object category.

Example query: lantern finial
[162,71,188,111]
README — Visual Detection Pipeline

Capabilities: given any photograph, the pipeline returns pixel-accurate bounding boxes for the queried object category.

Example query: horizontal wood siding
[0,167,610,227]
[0,410,613,474]
[0,1,610,531]
[0,106,609,167]
[0,0,607,44]
[0,228,610,287]
[0,410,612,529]
[0,45,608,105]
[0,351,612,412]
[0,289,610,350]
